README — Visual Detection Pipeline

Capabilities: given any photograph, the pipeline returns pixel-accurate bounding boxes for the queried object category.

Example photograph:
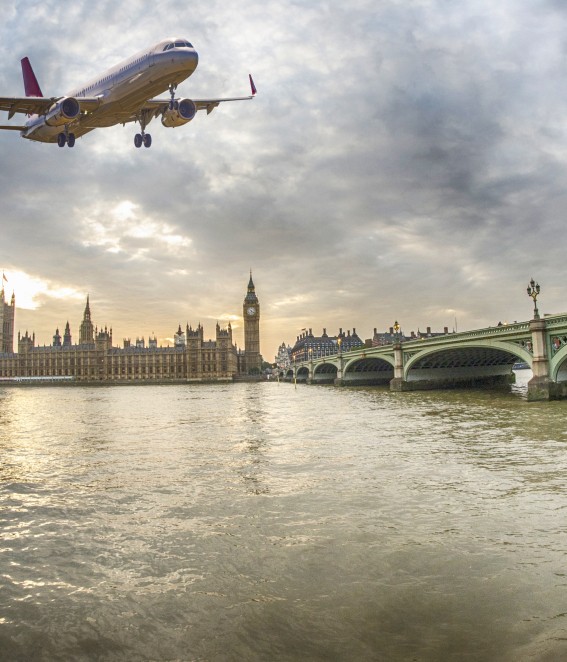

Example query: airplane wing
[0,96,57,118]
[0,96,102,119]
[141,94,254,116]
[141,74,257,117]
[194,94,255,114]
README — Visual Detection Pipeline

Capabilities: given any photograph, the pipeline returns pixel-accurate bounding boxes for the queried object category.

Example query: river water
[1,372,566,661]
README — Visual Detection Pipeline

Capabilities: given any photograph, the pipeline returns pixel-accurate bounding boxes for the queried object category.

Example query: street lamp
[293,355,297,389]
[527,278,541,320]
[393,320,401,343]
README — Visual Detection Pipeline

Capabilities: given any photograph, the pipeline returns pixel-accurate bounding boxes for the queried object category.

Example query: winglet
[249,74,257,96]
[21,57,43,97]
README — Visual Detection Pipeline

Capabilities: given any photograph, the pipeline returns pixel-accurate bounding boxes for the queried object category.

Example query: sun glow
[1,270,83,310]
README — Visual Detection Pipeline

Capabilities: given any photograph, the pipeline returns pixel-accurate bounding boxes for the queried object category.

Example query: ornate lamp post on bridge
[390,320,406,391]
[527,278,541,320]
[308,347,313,384]
[525,278,557,400]
[393,320,402,343]
[293,355,297,389]
[335,337,344,386]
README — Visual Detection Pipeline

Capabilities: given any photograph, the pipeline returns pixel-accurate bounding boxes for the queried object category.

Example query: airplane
[0,37,256,148]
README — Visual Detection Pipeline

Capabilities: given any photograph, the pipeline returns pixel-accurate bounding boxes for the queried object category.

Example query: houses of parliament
[0,274,262,383]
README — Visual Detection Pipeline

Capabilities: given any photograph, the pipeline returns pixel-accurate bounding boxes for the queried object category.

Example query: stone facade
[0,285,15,354]
[0,277,260,384]
[290,327,364,361]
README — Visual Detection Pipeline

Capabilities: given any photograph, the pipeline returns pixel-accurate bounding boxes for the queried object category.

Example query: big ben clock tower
[243,272,261,374]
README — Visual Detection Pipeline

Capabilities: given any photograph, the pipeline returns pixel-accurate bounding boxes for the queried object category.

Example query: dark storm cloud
[2,0,567,358]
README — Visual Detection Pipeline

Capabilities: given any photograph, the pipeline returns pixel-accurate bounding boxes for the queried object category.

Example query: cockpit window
[174,41,193,48]
[163,43,173,51]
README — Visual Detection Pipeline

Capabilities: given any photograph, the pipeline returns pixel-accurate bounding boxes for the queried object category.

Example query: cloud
[79,200,193,259]
[2,0,567,359]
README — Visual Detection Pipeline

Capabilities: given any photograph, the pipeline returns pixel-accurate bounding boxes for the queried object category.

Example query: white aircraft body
[0,37,256,148]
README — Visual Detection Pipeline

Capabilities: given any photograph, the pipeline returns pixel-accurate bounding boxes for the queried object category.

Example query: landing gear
[134,82,174,148]
[57,130,76,148]
[168,83,178,110]
[134,132,152,148]
[134,108,154,148]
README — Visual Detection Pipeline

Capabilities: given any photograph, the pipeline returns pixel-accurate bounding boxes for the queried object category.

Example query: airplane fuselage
[0,37,254,148]
[24,39,198,143]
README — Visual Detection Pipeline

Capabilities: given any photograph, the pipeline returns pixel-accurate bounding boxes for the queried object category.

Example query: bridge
[283,313,567,401]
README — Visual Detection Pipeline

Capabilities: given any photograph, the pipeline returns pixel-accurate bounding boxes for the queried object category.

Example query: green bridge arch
[288,313,567,400]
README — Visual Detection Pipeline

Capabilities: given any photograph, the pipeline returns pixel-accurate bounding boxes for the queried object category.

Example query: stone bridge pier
[527,318,561,401]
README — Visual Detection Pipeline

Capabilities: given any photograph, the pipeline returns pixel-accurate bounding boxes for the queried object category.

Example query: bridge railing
[294,316,562,368]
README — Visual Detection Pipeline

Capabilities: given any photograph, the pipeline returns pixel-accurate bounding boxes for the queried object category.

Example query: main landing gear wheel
[135,108,154,148]
[57,132,76,148]
[134,133,152,148]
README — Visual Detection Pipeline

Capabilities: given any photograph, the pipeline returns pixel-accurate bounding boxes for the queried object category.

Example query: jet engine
[45,97,81,127]
[161,99,197,127]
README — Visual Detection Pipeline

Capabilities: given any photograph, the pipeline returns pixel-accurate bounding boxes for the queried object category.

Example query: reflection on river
[1,372,566,661]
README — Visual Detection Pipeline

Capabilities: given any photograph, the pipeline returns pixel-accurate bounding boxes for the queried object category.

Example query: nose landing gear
[168,83,178,110]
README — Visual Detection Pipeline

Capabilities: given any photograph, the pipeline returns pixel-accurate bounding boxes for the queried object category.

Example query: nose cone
[180,48,199,73]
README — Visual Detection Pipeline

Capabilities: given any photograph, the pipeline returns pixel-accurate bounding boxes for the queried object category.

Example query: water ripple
[1,381,567,660]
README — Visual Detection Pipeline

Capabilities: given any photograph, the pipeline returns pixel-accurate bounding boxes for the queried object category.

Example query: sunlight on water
[1,377,567,661]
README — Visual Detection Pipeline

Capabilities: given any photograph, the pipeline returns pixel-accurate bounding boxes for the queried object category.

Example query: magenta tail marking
[21,57,43,97]
[249,74,257,96]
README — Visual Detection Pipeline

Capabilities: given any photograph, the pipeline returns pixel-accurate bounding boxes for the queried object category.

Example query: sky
[2,0,567,361]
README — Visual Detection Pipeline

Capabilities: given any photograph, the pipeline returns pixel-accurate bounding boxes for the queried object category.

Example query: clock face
[247,306,256,316]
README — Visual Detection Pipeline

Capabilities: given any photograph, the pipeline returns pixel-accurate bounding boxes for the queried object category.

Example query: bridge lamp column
[335,338,344,386]
[527,279,541,320]
[525,279,558,400]
[391,321,406,389]
[393,320,401,343]
[293,355,297,389]
[308,348,313,384]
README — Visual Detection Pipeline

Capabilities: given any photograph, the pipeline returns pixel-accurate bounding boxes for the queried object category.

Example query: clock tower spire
[243,271,261,374]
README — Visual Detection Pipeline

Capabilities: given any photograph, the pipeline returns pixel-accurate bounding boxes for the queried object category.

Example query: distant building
[275,342,292,370]
[0,284,15,354]
[290,327,364,362]
[0,276,263,383]
[371,325,451,346]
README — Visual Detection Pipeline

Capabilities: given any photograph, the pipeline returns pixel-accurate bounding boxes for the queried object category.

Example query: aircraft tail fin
[21,57,43,97]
